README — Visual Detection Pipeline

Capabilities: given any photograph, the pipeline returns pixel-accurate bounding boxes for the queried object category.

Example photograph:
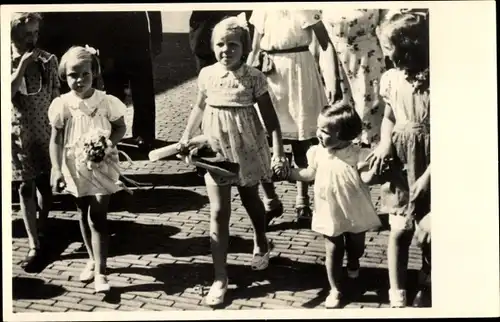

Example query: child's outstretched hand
[51,169,66,193]
[410,170,430,202]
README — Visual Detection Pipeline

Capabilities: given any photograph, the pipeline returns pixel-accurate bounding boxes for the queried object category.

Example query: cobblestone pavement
[10,24,424,313]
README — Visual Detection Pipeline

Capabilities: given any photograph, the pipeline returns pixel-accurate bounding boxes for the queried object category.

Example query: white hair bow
[236,12,249,29]
[85,44,99,56]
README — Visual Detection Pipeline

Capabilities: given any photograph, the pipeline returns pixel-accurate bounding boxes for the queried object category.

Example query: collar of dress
[213,62,247,78]
[66,90,107,116]
[11,44,55,64]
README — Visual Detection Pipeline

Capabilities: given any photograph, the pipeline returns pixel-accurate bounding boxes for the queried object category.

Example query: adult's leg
[291,139,314,219]
[129,56,156,145]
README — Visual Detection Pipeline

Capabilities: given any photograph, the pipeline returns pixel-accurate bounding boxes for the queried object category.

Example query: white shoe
[389,289,407,308]
[204,278,228,306]
[94,274,111,293]
[79,260,95,282]
[325,289,341,308]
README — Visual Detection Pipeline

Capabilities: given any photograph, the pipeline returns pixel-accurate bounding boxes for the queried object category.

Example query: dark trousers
[102,57,156,143]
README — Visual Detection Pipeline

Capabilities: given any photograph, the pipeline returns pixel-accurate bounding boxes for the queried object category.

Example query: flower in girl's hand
[76,129,114,170]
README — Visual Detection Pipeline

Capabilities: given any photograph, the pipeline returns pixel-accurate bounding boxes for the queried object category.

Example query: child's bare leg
[324,235,345,292]
[88,195,110,275]
[35,173,52,236]
[206,183,232,283]
[387,227,413,306]
[19,180,39,250]
[237,184,269,254]
[76,197,93,260]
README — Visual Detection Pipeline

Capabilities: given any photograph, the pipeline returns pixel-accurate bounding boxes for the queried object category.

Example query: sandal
[94,273,111,293]
[204,278,228,307]
[325,289,341,309]
[389,289,407,308]
[20,247,40,270]
[251,244,271,271]
[79,260,95,282]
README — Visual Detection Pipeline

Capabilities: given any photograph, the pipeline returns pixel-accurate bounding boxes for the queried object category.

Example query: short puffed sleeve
[106,95,127,122]
[249,10,266,34]
[48,97,67,129]
[197,66,209,95]
[298,10,322,29]
[306,145,320,170]
[253,69,268,99]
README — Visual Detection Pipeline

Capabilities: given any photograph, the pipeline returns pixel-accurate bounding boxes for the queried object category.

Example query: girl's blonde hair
[10,12,42,43]
[211,15,252,62]
[58,46,101,81]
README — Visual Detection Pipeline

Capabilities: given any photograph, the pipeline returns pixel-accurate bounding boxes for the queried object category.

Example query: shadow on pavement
[117,172,206,189]
[11,213,183,271]
[110,187,208,213]
[12,276,67,300]
[101,257,422,309]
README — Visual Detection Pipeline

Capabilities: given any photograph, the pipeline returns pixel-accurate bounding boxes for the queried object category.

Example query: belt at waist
[265,46,309,55]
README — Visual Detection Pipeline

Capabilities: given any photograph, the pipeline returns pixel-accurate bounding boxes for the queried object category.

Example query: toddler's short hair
[58,46,101,81]
[320,101,363,141]
[211,16,252,62]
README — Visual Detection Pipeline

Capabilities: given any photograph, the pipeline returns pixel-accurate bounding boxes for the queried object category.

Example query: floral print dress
[11,48,60,182]
[322,9,386,145]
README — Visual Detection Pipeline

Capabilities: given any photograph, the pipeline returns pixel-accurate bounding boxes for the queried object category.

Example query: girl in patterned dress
[321,9,387,147]
[179,15,287,306]
[49,46,127,293]
[366,11,430,307]
[247,10,334,222]
[282,102,381,308]
[11,12,60,271]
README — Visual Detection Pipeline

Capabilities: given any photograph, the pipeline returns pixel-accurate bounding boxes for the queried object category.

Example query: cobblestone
[9,12,424,314]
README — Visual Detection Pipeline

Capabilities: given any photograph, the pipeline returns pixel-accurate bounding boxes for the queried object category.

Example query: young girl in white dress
[179,16,287,306]
[284,102,381,308]
[49,46,127,293]
[247,10,335,222]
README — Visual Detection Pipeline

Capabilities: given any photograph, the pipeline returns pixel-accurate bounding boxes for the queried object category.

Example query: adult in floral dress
[321,9,387,147]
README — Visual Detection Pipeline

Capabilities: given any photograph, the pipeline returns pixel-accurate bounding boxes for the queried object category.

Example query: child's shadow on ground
[12,276,67,300]
[109,188,208,213]
[11,217,182,272]
[102,257,421,309]
[48,187,208,214]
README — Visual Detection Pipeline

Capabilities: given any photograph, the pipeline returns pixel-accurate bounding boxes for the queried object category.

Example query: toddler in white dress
[283,102,381,308]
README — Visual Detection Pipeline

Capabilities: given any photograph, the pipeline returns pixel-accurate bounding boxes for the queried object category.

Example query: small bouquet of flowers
[77,129,116,171]
[74,129,126,194]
